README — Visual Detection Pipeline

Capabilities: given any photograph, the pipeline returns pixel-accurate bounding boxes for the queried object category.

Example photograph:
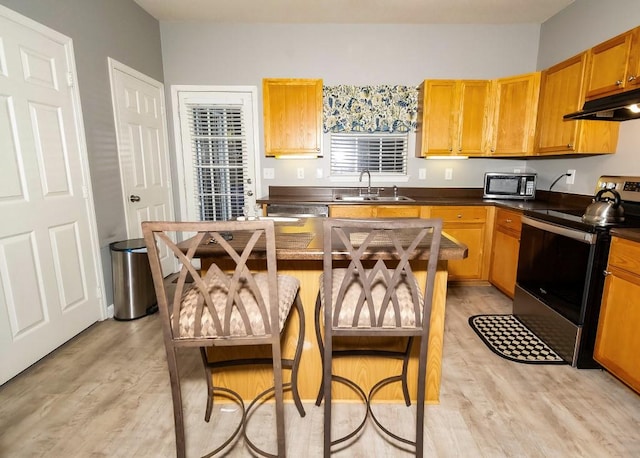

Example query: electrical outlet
[297,167,304,179]
[419,168,426,180]
[445,168,453,180]
[316,168,323,179]
[566,169,576,185]
[263,168,275,179]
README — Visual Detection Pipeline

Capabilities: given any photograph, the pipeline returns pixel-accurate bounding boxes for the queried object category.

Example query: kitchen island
[194,217,467,404]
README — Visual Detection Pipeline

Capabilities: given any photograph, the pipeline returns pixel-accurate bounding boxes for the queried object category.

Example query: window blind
[187,104,247,221]
[330,133,408,175]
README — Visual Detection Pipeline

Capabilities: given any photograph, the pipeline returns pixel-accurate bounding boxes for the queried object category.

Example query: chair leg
[165,345,186,458]
[401,337,414,407]
[415,336,429,458]
[314,293,325,406]
[199,348,214,422]
[322,322,333,458]
[290,295,306,417]
[271,335,286,457]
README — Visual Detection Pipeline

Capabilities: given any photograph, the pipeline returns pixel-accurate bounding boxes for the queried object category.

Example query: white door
[0,6,105,384]
[172,86,260,222]
[109,59,174,271]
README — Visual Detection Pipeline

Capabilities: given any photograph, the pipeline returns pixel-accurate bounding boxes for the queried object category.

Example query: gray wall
[161,10,640,203]
[0,0,164,306]
[533,0,640,195]
[161,23,539,200]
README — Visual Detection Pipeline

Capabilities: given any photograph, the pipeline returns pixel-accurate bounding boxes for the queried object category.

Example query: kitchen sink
[333,195,414,202]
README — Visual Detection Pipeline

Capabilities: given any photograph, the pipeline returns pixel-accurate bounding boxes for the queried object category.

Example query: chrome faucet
[359,170,372,195]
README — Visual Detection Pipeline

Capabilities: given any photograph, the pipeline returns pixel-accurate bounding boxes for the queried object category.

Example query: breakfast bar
[192,217,468,404]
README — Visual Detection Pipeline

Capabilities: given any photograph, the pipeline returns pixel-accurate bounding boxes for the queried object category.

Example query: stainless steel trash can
[110,238,157,320]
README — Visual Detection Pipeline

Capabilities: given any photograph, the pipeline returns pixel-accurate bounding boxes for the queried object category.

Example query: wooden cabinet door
[626,27,640,91]
[417,80,458,156]
[457,80,490,156]
[263,78,322,157]
[489,209,522,298]
[585,30,634,100]
[534,52,619,156]
[430,206,488,281]
[535,53,586,154]
[489,230,520,297]
[594,237,640,394]
[489,72,540,156]
[595,271,640,394]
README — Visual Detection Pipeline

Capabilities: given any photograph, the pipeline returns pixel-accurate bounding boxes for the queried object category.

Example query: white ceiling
[133,0,575,24]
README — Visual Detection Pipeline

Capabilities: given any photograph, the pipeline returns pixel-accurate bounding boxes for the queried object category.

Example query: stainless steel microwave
[483,172,536,199]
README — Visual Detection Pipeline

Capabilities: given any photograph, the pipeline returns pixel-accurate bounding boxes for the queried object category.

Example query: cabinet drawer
[375,206,421,218]
[494,208,522,235]
[430,206,487,222]
[608,237,640,275]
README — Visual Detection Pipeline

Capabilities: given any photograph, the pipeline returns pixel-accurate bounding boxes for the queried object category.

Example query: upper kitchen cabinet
[584,26,640,100]
[488,72,541,156]
[534,52,619,155]
[263,78,323,157]
[416,80,490,157]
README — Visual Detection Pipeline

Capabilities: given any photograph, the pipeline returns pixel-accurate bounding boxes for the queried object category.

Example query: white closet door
[0,6,104,384]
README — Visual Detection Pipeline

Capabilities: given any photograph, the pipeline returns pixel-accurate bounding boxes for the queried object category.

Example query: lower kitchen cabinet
[489,208,522,297]
[594,236,640,394]
[329,204,491,282]
[427,206,491,281]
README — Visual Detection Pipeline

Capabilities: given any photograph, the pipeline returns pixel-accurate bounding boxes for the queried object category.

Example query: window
[174,88,259,221]
[187,104,246,220]
[330,133,408,176]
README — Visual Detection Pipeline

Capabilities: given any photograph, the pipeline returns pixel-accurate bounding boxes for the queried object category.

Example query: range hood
[564,87,640,121]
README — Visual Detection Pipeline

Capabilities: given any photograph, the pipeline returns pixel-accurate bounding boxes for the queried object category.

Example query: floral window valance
[323,85,418,134]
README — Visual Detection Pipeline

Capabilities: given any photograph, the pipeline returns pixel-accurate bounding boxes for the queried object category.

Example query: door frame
[170,85,262,222]
[107,57,175,237]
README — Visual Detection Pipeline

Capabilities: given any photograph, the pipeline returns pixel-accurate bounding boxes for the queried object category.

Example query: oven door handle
[522,216,597,244]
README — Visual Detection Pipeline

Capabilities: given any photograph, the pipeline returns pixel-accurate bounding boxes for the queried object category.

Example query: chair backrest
[142,220,279,345]
[322,218,442,334]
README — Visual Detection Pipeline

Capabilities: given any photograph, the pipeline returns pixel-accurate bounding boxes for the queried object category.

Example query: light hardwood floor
[1,285,639,457]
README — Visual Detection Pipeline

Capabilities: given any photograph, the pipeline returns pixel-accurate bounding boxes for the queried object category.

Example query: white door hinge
[66,72,74,87]
[82,185,88,198]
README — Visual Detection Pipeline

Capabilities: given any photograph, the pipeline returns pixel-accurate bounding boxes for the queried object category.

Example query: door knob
[129,195,141,202]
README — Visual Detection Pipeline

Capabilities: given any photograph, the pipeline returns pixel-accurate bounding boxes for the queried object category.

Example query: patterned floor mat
[468,314,567,364]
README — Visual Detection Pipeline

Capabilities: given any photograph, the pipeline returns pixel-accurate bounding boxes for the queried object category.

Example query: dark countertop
[258,186,593,214]
[180,217,468,261]
[610,228,640,244]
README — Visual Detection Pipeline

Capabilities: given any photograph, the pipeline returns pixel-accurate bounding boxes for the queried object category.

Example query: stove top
[524,175,640,233]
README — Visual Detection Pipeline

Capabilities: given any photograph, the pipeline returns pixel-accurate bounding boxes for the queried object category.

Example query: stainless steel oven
[513,176,640,368]
[514,216,610,367]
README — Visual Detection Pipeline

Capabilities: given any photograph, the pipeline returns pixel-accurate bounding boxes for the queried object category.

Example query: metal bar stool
[315,218,442,457]
[143,220,305,457]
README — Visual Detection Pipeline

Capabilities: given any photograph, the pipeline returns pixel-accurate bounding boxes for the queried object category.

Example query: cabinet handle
[603,270,611,277]
[457,214,462,219]
[449,147,453,152]
[629,75,637,82]
[505,219,512,223]
[567,143,574,149]
[616,80,623,86]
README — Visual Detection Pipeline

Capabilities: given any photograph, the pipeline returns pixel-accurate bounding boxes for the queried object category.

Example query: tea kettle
[582,188,625,226]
